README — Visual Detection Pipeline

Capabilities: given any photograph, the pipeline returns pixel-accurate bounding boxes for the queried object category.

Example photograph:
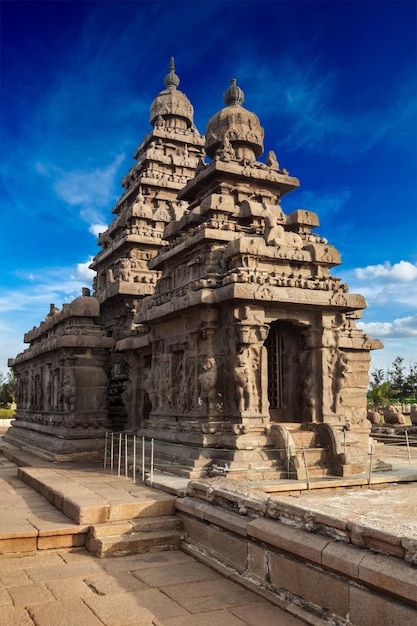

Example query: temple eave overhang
[95,280,158,303]
[13,335,114,365]
[116,332,151,353]
[91,233,166,269]
[133,129,205,161]
[149,229,341,270]
[138,284,367,324]
[178,159,300,202]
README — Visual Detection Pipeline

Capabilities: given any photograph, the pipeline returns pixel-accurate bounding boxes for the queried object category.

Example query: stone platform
[1,436,417,624]
[0,444,307,626]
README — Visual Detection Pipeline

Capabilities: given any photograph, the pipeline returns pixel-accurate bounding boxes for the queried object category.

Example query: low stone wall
[176,479,417,625]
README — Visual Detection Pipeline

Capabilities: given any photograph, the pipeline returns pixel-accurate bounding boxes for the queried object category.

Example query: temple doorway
[265,320,306,422]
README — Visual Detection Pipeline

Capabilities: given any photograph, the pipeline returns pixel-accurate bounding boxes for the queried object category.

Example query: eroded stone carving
[198,356,220,415]
[383,404,406,425]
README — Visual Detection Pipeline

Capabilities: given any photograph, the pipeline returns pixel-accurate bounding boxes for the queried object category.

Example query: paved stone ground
[0,451,306,626]
[0,548,307,626]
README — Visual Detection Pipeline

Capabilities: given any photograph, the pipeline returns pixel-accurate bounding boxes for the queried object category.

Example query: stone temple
[7,59,383,479]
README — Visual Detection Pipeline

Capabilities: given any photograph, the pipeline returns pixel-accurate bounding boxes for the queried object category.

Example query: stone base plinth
[136,425,287,480]
[177,478,417,624]
[4,421,107,462]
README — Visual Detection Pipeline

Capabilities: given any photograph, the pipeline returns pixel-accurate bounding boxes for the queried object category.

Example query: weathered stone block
[175,496,211,520]
[358,553,417,606]
[62,500,109,525]
[321,540,365,579]
[248,517,329,565]
[247,542,268,582]
[107,497,175,522]
[204,506,249,536]
[179,515,247,573]
[348,584,417,625]
[269,552,349,617]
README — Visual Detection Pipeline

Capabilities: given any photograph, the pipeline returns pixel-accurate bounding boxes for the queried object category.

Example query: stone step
[86,529,182,558]
[17,467,177,524]
[90,515,181,538]
[300,447,329,465]
[290,431,318,447]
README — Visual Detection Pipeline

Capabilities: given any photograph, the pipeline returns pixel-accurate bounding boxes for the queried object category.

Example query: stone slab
[321,540,365,579]
[28,597,105,626]
[178,514,248,573]
[153,609,246,626]
[84,571,148,595]
[7,582,55,607]
[160,578,261,613]
[84,588,188,624]
[132,561,220,587]
[45,577,94,600]
[229,601,309,625]
[37,532,87,550]
[358,553,417,605]
[16,466,177,526]
[0,605,34,626]
[87,529,180,558]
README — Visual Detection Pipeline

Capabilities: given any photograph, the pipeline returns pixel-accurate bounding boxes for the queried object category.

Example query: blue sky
[1,0,416,377]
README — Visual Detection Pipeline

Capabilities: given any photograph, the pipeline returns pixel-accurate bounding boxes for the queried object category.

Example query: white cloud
[32,153,125,233]
[0,262,97,374]
[53,153,124,212]
[0,265,92,315]
[358,315,417,339]
[338,260,417,311]
[333,259,417,371]
[76,257,95,282]
[89,223,107,237]
[355,261,417,283]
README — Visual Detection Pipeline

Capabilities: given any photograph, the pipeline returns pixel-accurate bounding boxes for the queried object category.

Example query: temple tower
[91,59,205,428]
[118,79,382,478]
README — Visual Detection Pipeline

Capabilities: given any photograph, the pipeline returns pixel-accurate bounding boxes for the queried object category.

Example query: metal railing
[103,429,417,490]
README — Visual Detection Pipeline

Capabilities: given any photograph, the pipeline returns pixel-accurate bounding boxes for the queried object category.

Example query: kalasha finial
[223,78,244,107]
[164,56,180,90]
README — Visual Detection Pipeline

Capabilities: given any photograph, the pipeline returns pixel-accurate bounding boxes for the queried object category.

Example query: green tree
[368,368,391,409]
[388,356,406,400]
[405,363,417,401]
[0,370,15,407]
[367,381,391,409]
[369,357,417,404]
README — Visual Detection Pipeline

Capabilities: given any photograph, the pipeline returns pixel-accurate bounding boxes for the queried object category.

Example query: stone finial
[82,287,91,297]
[223,78,244,107]
[164,56,180,90]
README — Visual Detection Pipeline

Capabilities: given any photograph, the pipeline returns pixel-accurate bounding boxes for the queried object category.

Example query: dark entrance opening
[265,321,306,422]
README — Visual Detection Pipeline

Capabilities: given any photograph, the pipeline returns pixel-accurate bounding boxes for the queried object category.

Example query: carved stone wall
[6,294,112,461]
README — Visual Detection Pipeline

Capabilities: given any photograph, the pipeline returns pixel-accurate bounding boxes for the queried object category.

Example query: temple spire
[223,78,244,107]
[164,56,180,90]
